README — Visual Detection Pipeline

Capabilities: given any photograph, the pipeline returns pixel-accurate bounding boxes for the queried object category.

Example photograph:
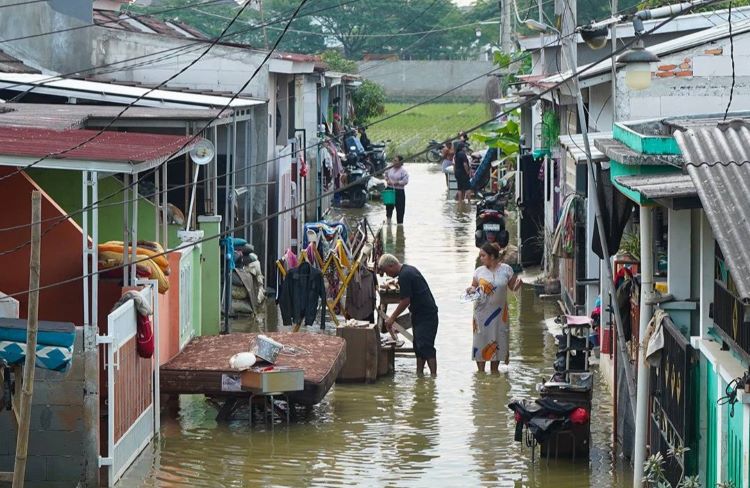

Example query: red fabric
[569,407,589,424]
[136,313,154,358]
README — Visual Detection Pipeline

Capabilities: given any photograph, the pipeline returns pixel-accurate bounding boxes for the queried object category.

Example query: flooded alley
[120,164,628,487]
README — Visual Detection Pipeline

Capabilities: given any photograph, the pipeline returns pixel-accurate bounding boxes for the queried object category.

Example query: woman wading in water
[466,242,522,372]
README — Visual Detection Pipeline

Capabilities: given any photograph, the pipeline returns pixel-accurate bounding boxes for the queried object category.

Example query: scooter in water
[334,130,370,208]
[475,192,507,248]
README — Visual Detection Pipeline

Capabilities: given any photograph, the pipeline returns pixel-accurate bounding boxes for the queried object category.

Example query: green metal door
[724,386,744,488]
[705,361,718,488]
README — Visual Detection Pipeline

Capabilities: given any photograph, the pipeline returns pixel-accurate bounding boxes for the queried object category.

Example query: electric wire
[723,0,736,121]
[0,0,257,185]
[1,3,718,300]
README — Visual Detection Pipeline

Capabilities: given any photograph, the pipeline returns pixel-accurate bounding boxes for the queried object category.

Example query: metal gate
[99,282,160,486]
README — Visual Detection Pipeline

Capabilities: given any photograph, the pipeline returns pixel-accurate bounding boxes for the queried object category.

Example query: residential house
[514,15,750,319]
[593,113,750,488]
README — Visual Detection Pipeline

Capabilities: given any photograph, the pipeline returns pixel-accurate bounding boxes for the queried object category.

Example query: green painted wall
[723,377,745,488]
[198,217,222,336]
[613,123,681,155]
[705,359,718,488]
[609,161,682,205]
[28,169,157,243]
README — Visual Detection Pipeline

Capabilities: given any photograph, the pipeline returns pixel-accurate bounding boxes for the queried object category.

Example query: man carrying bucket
[383,155,409,225]
[379,254,438,377]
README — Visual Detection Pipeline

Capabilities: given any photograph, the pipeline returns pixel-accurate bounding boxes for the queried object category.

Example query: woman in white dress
[466,242,522,372]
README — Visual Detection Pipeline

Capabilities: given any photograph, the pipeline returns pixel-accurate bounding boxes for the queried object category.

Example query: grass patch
[367,102,490,161]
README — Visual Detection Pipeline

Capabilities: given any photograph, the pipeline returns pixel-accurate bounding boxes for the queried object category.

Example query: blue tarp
[470,147,498,190]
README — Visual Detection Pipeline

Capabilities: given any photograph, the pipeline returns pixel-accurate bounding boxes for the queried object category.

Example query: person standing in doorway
[384,155,409,225]
[466,242,522,373]
[379,254,438,377]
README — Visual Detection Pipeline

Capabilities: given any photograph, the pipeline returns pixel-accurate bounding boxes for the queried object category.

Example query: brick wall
[0,328,87,488]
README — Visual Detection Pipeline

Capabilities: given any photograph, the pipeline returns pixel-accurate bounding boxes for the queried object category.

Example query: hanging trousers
[385,189,406,224]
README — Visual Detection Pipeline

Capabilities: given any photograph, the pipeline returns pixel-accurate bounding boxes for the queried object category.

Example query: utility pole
[539,0,546,73]
[499,0,513,53]
[12,190,42,488]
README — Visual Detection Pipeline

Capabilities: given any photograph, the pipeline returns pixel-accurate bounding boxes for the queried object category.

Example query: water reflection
[119,164,624,488]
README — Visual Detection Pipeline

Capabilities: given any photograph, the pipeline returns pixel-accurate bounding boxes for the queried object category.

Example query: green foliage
[541,111,560,150]
[351,80,386,124]
[470,115,520,165]
[643,447,704,488]
[320,50,357,74]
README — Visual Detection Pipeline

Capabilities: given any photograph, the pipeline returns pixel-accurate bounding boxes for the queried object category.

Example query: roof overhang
[269,58,316,74]
[674,123,750,304]
[0,73,265,109]
[559,132,611,163]
[614,173,700,209]
[0,126,202,174]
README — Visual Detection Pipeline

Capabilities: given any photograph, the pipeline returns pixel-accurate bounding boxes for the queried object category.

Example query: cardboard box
[240,366,304,393]
[336,324,379,383]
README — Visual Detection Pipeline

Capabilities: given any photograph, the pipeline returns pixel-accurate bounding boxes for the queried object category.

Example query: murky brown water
[119,164,629,487]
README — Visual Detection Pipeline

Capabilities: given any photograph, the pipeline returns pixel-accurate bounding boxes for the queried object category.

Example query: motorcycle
[357,127,388,174]
[334,128,370,208]
[475,191,507,248]
[426,139,443,163]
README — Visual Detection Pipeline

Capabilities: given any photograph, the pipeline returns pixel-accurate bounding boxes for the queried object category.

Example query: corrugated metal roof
[542,18,750,84]
[674,123,750,303]
[0,50,39,74]
[94,9,208,40]
[0,104,228,130]
[0,73,265,109]
[0,126,200,174]
[614,173,696,199]
[595,137,684,166]
[558,132,611,163]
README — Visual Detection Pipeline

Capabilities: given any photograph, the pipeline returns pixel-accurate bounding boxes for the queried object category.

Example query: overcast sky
[453,0,477,5]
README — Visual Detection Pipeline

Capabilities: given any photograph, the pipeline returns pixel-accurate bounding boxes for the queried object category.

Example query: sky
[453,0,477,5]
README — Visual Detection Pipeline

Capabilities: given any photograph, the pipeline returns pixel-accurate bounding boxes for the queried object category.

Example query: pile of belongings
[98,240,170,293]
[507,398,590,444]
[231,240,265,315]
[0,318,75,372]
[379,278,399,296]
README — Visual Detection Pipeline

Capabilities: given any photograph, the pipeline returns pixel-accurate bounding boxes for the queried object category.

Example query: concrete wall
[0,329,87,488]
[0,0,92,74]
[616,34,750,121]
[357,60,495,101]
[92,27,271,100]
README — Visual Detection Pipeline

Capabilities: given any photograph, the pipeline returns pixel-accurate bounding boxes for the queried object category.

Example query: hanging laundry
[345,266,377,322]
[278,261,327,329]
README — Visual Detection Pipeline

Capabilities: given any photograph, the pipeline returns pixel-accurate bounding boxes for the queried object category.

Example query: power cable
[0,0,257,185]
[723,0,736,121]
[0,0,365,97]
[0,0,47,8]
[1,3,714,299]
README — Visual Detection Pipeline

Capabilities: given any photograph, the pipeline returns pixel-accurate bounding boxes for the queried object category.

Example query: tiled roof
[0,49,39,74]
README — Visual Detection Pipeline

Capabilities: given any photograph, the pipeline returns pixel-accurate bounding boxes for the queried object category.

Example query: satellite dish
[189,139,215,166]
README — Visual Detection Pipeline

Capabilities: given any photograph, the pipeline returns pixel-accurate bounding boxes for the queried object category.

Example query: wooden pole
[13,190,42,488]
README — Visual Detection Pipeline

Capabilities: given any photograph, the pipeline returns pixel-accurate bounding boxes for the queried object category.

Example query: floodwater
[120,164,629,487]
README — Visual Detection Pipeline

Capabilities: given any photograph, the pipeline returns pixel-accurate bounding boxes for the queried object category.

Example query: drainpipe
[633,204,654,485]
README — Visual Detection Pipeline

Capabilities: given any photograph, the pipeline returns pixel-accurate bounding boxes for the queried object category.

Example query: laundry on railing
[0,318,75,372]
[98,240,171,293]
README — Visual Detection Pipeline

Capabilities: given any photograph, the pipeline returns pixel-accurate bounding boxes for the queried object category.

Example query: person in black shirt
[453,142,472,202]
[379,254,439,376]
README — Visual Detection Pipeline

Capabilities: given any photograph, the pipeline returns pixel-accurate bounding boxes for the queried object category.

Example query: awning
[614,174,697,199]
[0,125,202,174]
[491,96,526,108]
[674,121,750,304]
[558,132,610,163]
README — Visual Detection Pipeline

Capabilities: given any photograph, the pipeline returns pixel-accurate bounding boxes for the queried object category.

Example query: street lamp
[617,39,660,90]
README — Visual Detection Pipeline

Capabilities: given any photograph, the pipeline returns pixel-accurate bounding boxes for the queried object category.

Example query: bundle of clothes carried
[98,240,171,293]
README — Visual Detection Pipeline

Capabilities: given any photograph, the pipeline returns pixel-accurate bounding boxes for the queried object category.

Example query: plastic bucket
[382,188,396,205]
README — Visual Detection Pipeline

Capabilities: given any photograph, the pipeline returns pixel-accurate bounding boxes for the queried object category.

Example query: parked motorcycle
[357,126,388,174]
[475,191,507,248]
[335,128,370,208]
[426,139,443,163]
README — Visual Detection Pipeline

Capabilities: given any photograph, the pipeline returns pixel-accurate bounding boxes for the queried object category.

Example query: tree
[320,50,357,74]
[351,80,386,124]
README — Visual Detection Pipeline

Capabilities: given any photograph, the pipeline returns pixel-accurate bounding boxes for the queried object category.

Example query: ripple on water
[118,165,625,488]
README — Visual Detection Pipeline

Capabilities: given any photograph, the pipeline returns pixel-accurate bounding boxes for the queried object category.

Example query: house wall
[27,169,158,243]
[0,328,89,488]
[356,60,495,101]
[617,35,750,121]
[0,0,93,74]
[0,169,85,326]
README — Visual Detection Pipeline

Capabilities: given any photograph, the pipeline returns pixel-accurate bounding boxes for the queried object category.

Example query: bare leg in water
[417,358,438,377]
